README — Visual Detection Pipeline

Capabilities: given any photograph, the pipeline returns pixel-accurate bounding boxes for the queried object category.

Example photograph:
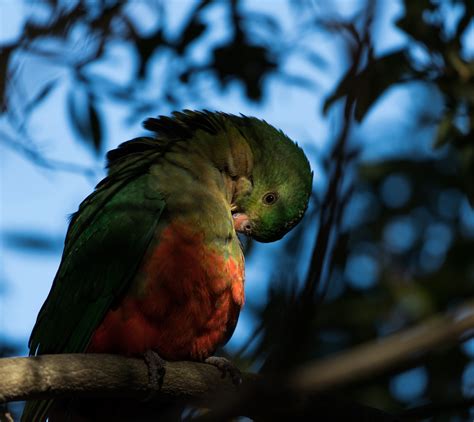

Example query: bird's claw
[143,350,167,400]
[204,356,242,386]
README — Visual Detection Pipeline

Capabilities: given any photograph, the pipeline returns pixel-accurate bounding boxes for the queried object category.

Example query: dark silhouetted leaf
[134,29,165,79]
[396,0,441,51]
[212,41,277,100]
[354,50,411,121]
[0,46,12,112]
[88,96,102,153]
[67,89,103,154]
[68,88,88,141]
[175,20,207,55]
[24,79,59,114]
[324,49,411,121]
[434,113,462,149]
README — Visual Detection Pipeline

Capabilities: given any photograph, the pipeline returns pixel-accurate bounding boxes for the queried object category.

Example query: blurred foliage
[0,0,316,157]
[325,0,474,203]
[247,1,474,420]
[2,0,474,421]
[316,154,474,416]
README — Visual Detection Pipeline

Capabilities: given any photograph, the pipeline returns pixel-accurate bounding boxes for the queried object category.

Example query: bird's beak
[231,207,252,236]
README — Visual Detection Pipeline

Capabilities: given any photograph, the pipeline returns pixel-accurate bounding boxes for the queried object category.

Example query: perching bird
[21,110,312,421]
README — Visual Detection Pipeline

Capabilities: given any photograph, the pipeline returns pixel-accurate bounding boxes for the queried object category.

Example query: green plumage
[23,175,165,421]
[22,110,312,422]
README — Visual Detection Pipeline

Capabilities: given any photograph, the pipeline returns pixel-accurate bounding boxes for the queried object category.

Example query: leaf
[323,63,357,115]
[175,20,207,55]
[24,79,58,114]
[88,95,102,154]
[0,46,12,112]
[134,28,165,79]
[68,89,88,140]
[396,0,442,51]
[67,89,103,154]
[433,113,461,149]
[211,41,277,101]
[454,0,474,41]
[323,49,411,121]
[354,50,411,121]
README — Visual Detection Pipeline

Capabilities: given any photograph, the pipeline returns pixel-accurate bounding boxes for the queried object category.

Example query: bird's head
[140,110,312,242]
[230,117,313,243]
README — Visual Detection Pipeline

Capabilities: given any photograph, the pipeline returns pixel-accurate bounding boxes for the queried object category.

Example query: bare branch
[0,354,256,404]
[291,299,474,393]
[193,300,474,421]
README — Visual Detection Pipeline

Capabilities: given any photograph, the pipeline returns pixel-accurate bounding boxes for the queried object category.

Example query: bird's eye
[262,192,278,205]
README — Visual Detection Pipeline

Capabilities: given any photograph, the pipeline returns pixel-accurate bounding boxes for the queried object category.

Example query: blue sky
[0,0,437,358]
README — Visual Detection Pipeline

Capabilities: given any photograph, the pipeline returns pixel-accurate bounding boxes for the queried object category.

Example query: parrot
[21,110,312,421]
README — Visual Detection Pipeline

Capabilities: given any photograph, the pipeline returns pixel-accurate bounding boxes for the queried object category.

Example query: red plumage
[87,222,244,360]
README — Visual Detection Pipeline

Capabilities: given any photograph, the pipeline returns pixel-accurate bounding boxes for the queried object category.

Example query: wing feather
[22,163,165,422]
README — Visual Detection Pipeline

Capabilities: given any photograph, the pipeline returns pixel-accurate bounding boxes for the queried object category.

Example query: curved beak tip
[232,212,252,235]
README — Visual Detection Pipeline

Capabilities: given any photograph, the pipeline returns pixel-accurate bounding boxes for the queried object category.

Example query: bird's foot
[204,356,242,385]
[142,350,167,400]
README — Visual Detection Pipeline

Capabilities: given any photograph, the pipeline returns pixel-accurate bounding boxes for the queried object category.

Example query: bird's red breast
[87,221,244,360]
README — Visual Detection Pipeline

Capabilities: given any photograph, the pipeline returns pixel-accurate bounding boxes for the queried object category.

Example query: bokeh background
[1,0,474,420]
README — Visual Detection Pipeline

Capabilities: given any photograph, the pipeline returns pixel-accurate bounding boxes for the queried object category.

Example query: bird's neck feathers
[142,127,254,241]
[185,124,254,197]
[105,112,256,234]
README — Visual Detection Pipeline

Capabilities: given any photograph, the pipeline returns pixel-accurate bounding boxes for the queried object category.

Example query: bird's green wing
[21,147,165,422]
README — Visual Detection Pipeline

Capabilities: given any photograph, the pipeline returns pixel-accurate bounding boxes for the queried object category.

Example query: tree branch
[290,299,474,393]
[2,300,474,419]
[0,354,255,404]
[193,300,474,421]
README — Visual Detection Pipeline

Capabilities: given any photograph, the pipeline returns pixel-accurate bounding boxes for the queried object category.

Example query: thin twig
[303,0,375,298]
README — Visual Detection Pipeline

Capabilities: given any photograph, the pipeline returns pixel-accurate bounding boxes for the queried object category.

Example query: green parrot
[21,110,312,421]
